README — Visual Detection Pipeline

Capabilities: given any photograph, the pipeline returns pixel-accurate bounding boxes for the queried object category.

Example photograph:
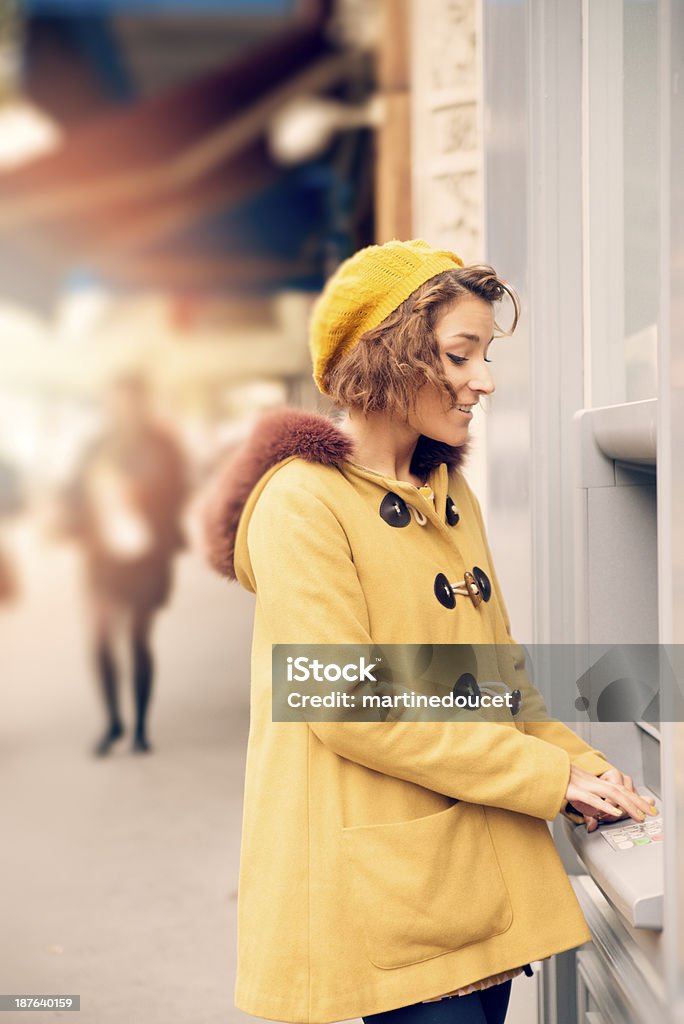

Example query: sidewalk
[0,522,258,1024]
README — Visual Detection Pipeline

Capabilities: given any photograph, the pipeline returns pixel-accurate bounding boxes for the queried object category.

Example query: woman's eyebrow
[448,333,494,343]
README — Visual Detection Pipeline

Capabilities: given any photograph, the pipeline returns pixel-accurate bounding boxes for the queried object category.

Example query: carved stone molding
[417,0,477,94]
[428,102,479,158]
[410,0,482,257]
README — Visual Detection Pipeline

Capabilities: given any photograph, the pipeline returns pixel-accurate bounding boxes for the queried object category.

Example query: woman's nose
[468,365,496,395]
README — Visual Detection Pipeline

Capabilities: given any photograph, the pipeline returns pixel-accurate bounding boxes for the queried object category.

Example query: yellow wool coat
[204,407,613,1024]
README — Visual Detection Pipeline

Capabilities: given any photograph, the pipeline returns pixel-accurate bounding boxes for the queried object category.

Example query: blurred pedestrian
[63,373,188,756]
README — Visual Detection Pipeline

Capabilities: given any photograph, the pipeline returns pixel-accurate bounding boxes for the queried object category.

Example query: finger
[619,798,650,821]
[598,800,627,818]
[585,816,598,833]
[596,781,655,819]
[624,789,658,818]
[586,791,629,818]
[631,784,655,807]
[579,795,625,819]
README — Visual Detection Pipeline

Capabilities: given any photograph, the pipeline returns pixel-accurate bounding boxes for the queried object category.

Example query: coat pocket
[342,800,513,970]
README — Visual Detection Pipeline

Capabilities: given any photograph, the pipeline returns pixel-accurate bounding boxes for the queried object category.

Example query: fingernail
[650,806,658,815]
[637,812,645,821]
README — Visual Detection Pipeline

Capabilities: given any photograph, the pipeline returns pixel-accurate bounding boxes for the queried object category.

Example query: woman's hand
[565,765,657,833]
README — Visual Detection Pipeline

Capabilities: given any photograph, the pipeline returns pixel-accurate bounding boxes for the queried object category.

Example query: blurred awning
[0,0,364,308]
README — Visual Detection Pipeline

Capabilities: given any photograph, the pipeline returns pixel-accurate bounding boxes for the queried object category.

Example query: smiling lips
[455,403,477,415]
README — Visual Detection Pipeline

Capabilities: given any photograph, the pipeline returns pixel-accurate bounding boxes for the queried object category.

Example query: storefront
[393,0,684,1019]
[478,2,684,1022]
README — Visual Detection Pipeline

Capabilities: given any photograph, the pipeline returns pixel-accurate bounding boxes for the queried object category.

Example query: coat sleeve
[247,476,575,821]
[463,481,615,823]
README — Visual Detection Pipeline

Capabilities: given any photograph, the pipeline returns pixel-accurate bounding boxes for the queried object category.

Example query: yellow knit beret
[309,238,464,394]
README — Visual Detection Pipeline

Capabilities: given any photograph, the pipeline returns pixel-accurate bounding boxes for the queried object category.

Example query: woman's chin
[421,426,469,448]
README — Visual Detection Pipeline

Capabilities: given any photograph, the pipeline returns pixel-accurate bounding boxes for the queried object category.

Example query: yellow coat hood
[202,405,470,589]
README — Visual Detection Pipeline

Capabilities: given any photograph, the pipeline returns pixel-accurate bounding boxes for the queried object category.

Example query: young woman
[204,239,655,1024]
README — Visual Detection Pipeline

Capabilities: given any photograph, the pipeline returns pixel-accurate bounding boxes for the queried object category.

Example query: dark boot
[93,720,124,757]
[92,641,124,757]
[131,633,154,754]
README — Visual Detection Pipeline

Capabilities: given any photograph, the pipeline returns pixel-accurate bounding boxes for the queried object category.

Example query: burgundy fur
[202,405,469,580]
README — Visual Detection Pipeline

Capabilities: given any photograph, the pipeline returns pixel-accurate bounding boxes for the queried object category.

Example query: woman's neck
[337,409,425,486]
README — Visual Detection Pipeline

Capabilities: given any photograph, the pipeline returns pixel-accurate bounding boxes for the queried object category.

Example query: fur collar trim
[202,406,469,580]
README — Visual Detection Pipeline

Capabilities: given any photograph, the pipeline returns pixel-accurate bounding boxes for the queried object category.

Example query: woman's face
[406,294,496,446]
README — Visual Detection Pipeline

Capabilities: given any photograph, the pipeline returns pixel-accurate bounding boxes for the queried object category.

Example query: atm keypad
[600,812,663,851]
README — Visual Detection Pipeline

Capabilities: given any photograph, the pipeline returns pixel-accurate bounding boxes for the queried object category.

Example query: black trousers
[362,979,512,1024]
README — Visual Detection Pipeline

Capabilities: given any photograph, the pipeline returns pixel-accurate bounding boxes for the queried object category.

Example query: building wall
[409,0,489,516]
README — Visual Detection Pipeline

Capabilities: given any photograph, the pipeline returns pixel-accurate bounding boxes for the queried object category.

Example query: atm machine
[562,398,675,1024]
[481,1,684,1022]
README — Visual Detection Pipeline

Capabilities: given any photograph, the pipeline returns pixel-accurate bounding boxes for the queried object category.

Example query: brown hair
[322,264,520,415]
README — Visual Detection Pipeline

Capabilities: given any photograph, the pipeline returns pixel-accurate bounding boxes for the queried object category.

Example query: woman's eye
[446,353,494,365]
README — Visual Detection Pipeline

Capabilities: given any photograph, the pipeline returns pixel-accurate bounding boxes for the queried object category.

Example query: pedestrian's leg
[92,596,124,756]
[130,607,154,753]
